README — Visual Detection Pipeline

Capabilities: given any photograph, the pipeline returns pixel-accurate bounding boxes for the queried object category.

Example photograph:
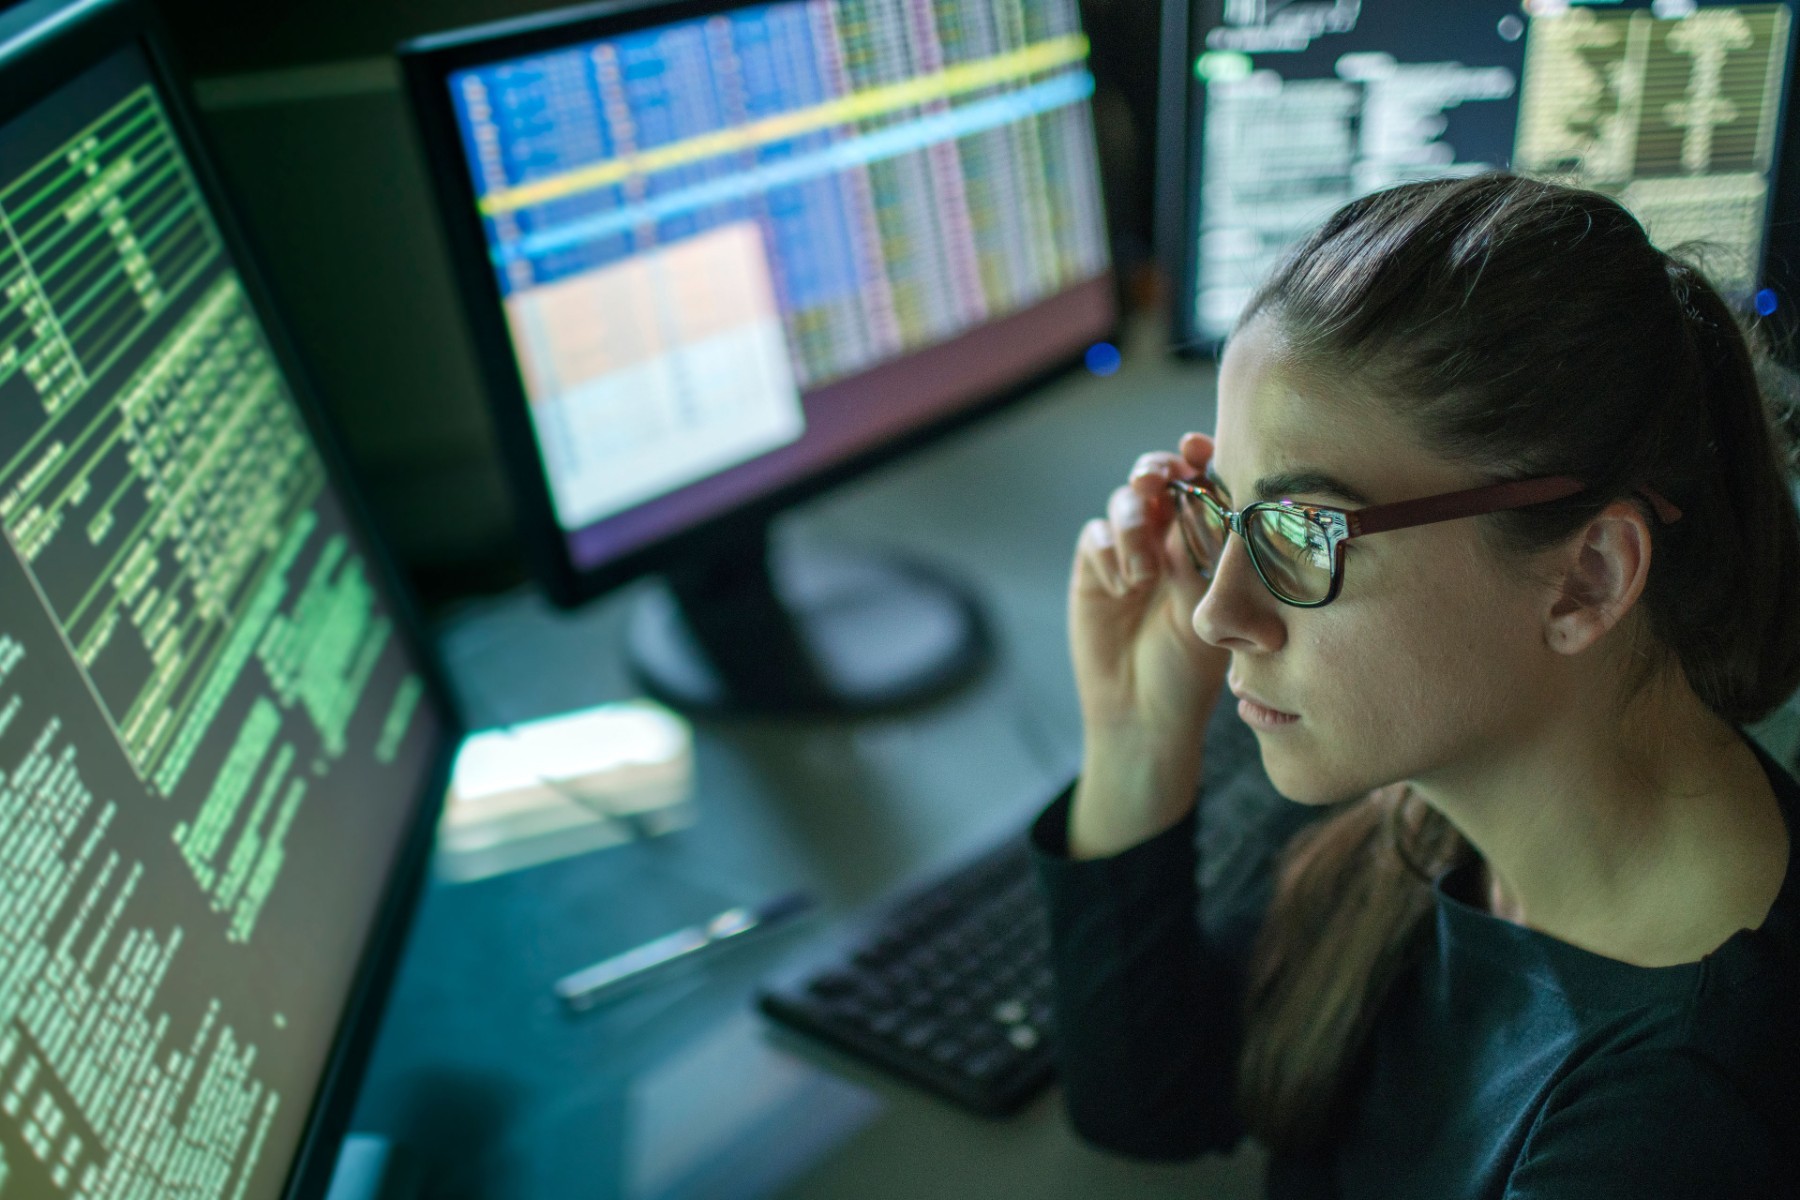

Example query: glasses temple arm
[1347,476,1588,537]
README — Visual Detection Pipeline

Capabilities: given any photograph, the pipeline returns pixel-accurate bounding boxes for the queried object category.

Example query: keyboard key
[807,970,857,999]
[962,1046,1014,1081]
[1006,1025,1041,1052]
[900,1021,940,1052]
[929,1038,966,1066]
[906,946,943,973]
[883,963,921,991]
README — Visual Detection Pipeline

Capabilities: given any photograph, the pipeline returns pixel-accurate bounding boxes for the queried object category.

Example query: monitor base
[626,534,989,716]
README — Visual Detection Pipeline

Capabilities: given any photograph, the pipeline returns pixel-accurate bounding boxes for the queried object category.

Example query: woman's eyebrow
[1258,469,1371,505]
[1210,465,1372,506]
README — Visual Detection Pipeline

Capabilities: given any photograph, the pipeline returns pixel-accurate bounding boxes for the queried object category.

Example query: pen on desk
[554,890,816,1012]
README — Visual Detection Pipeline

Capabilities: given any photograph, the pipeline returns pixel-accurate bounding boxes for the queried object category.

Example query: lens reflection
[1174,489,1226,577]
[1247,506,1333,603]
[1169,485,1338,605]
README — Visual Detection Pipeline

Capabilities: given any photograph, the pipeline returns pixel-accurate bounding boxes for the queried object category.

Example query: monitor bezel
[1156,0,1800,360]
[0,2,465,1197]
[400,0,1120,609]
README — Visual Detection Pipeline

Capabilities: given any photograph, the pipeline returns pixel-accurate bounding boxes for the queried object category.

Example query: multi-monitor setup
[0,0,1797,1195]
[0,0,1115,1193]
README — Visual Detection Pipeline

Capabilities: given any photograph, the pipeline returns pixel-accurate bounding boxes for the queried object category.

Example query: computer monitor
[400,0,1119,714]
[1157,0,1800,352]
[0,1,460,1196]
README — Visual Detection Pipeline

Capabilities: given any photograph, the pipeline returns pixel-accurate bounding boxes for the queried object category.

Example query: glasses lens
[1173,488,1227,578]
[1246,506,1335,604]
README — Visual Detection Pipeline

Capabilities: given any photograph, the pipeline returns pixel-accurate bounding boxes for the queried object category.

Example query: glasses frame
[1165,474,1596,608]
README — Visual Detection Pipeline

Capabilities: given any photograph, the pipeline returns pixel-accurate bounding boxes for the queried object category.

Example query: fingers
[1124,451,1180,518]
[1128,450,1187,485]
[1077,518,1130,598]
[1178,432,1214,474]
[1077,437,1217,599]
[1077,490,1166,598]
[1106,483,1163,589]
[1161,519,1210,601]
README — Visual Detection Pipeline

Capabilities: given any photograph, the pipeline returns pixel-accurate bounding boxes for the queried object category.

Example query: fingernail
[1127,554,1149,584]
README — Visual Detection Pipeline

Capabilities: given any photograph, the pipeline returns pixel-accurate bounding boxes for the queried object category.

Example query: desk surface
[345,322,1269,1200]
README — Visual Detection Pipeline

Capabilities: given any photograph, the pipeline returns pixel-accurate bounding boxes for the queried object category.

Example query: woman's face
[1198,318,1566,806]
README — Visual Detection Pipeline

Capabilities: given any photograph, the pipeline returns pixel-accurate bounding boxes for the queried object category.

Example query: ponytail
[1655,260,1800,723]
[1235,788,1467,1150]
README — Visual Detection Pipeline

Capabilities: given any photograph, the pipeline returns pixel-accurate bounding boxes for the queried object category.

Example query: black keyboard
[757,827,1056,1115]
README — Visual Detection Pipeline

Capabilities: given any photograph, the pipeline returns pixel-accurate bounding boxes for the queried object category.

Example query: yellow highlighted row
[477,33,1089,216]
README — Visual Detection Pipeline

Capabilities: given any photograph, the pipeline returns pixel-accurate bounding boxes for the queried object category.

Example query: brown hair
[1229,173,1800,1152]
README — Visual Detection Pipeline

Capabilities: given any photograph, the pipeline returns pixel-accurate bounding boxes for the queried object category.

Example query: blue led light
[1755,288,1779,317]
[1085,341,1122,376]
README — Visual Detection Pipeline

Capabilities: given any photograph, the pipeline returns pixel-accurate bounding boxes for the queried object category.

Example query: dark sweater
[1030,699,1800,1198]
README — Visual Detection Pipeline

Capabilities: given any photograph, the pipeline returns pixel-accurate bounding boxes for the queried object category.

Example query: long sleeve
[1030,695,1321,1160]
[1502,1049,1782,1199]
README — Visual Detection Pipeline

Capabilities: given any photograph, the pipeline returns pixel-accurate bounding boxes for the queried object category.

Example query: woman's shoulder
[1606,731,1800,1187]
[1509,1042,1791,1197]
[1730,731,1800,970]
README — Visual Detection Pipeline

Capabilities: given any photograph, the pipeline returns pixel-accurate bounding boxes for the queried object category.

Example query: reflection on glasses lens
[1247,506,1334,603]
[1173,489,1225,577]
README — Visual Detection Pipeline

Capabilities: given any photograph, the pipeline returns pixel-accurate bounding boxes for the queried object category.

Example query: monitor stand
[625,526,990,715]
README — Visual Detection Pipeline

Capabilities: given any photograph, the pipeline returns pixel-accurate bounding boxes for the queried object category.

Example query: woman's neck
[1415,683,1788,967]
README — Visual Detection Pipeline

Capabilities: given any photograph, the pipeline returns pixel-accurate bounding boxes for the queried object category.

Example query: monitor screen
[410,0,1115,588]
[1166,0,1797,347]
[0,21,450,1198]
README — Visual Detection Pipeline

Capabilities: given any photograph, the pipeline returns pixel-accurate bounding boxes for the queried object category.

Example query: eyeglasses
[1166,474,1683,608]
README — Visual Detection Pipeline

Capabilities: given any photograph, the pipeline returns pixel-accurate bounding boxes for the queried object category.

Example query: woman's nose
[1192,535,1285,653]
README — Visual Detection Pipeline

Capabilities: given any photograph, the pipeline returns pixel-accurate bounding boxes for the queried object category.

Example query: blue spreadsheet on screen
[400,0,1120,716]
[407,0,1116,586]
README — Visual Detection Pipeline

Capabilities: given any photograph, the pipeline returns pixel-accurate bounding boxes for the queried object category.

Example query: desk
[344,321,1269,1199]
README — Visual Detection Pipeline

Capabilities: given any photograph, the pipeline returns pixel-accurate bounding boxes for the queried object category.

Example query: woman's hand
[1067,432,1230,858]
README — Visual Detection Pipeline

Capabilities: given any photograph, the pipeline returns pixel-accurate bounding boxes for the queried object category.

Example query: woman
[1033,172,1800,1197]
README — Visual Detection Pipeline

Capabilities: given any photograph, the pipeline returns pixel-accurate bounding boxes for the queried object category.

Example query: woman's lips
[1231,683,1299,728]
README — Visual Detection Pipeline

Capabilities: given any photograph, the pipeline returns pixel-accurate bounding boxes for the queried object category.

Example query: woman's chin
[1260,747,1371,808]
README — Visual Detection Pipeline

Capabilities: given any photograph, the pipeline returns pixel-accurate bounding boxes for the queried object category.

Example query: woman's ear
[1543,500,1654,656]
